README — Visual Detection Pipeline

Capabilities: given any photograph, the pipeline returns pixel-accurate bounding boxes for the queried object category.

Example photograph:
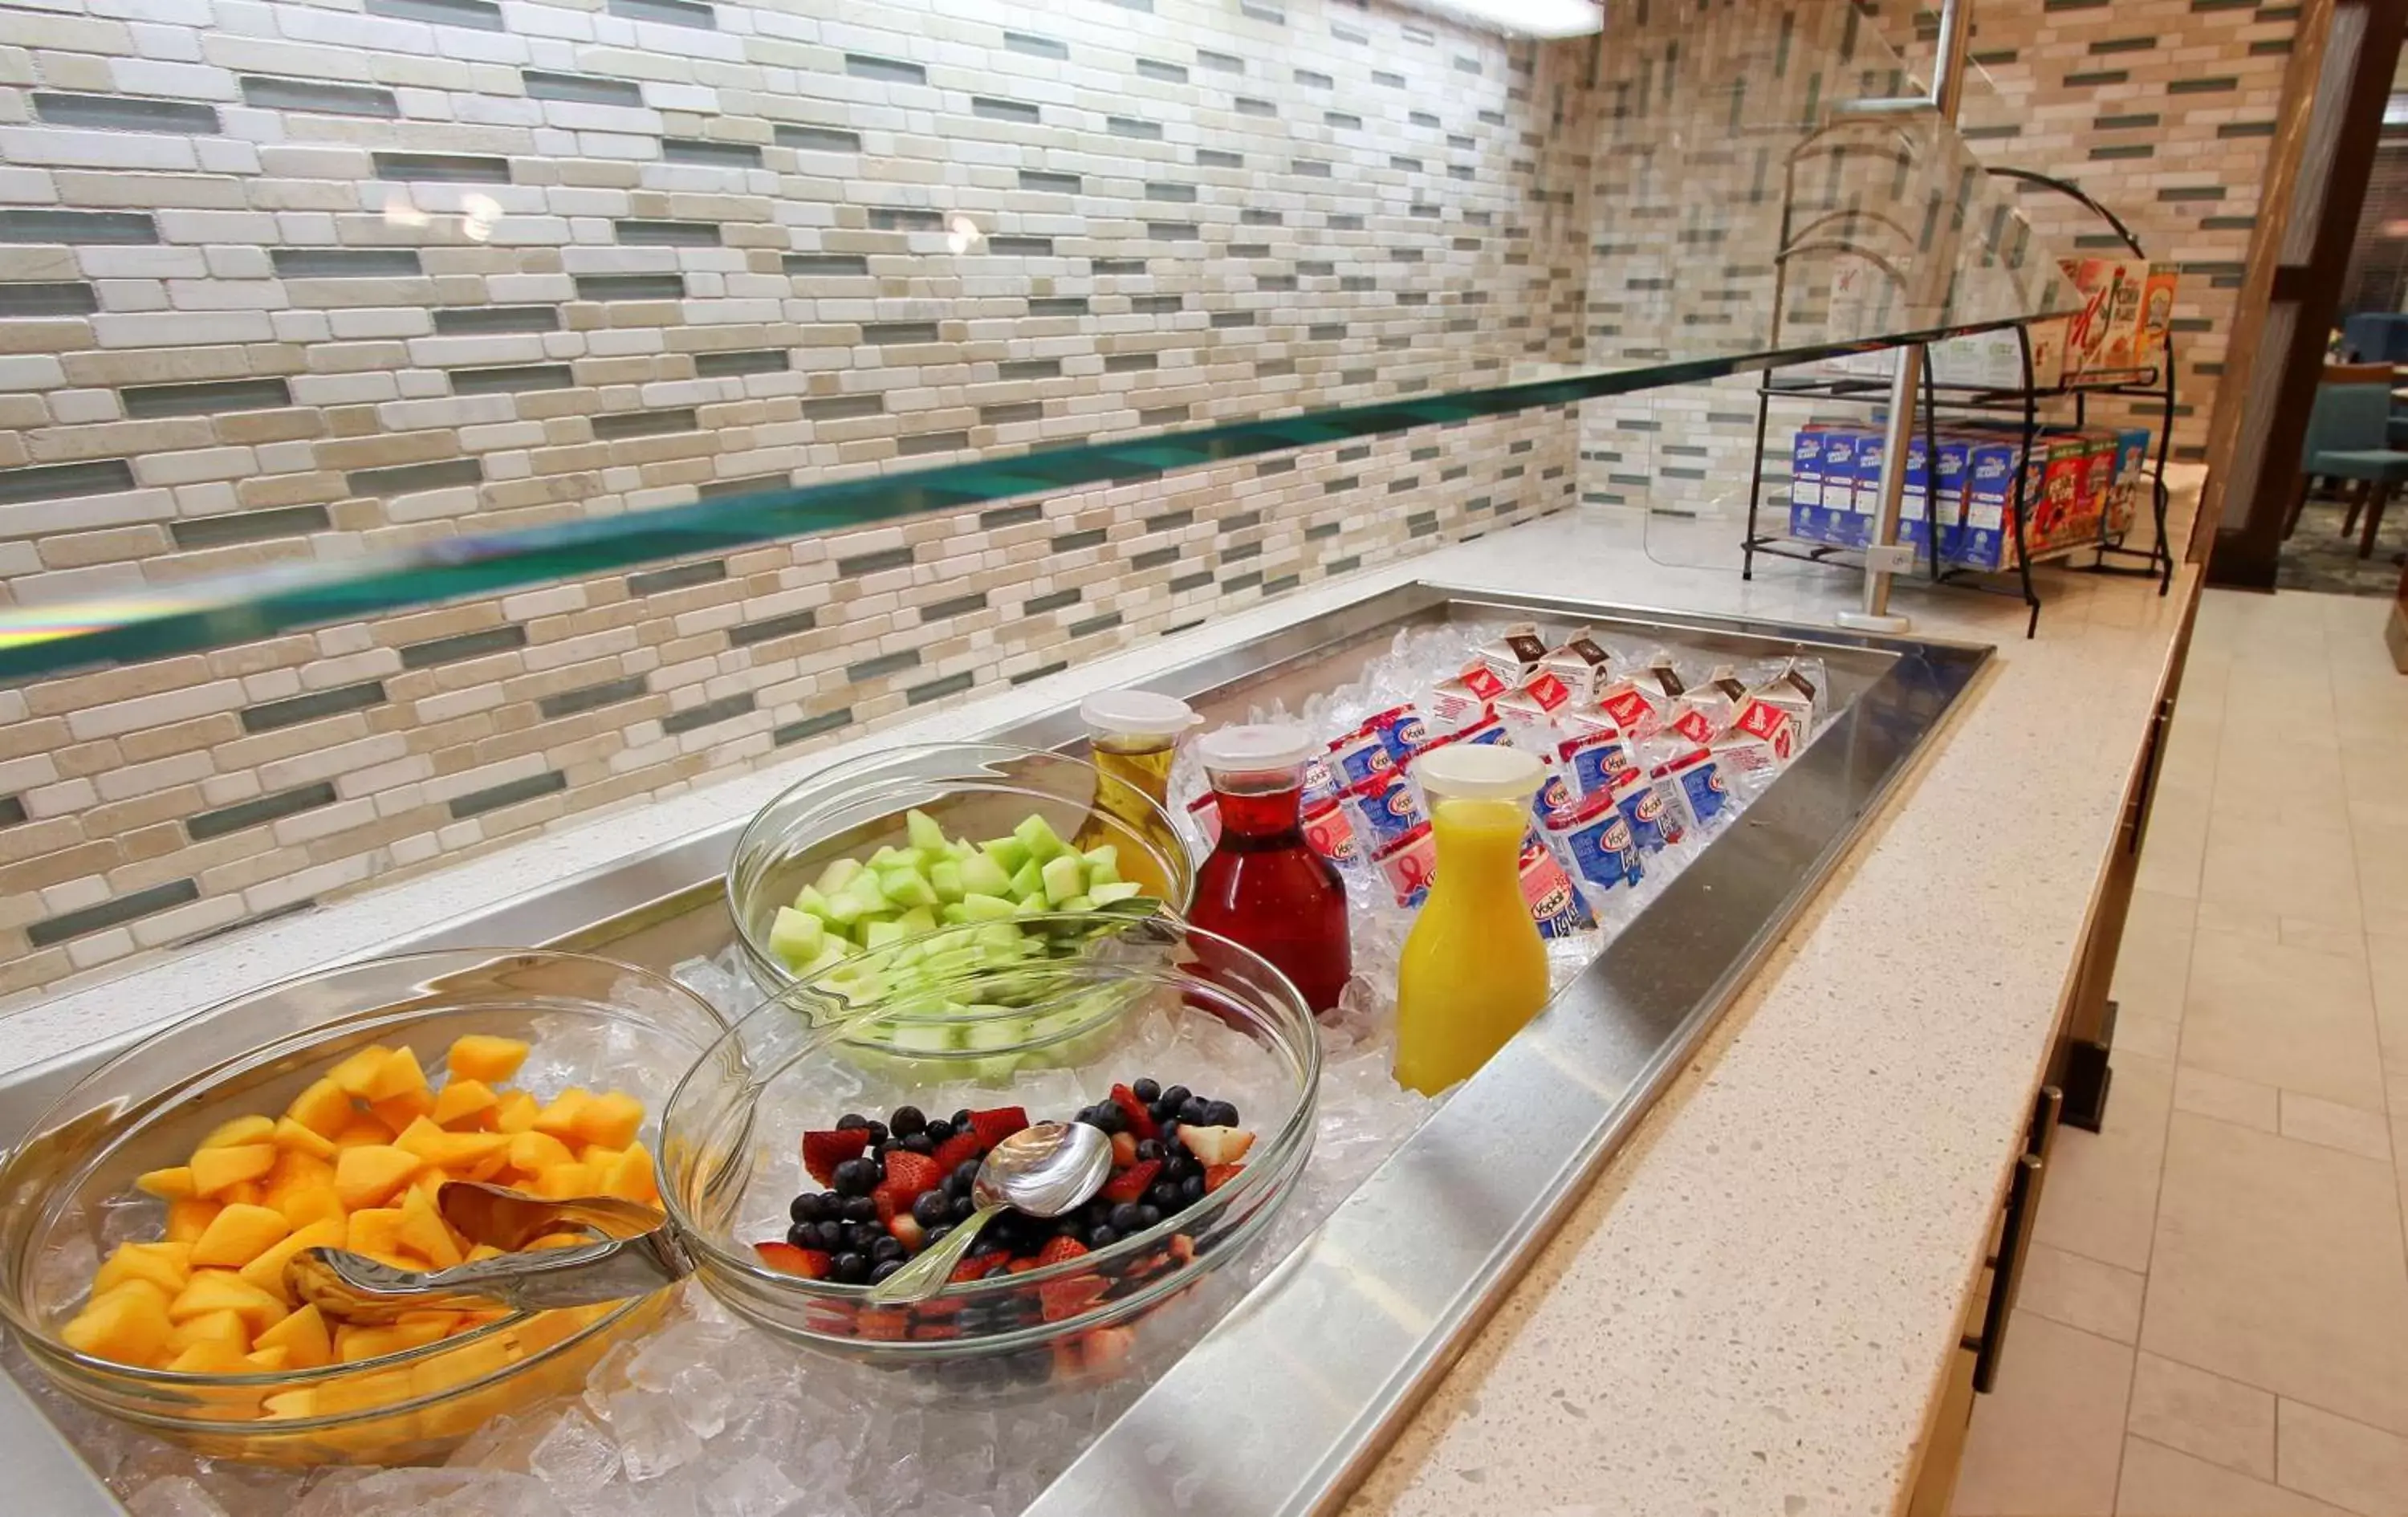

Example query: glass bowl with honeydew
[0,950,727,1466]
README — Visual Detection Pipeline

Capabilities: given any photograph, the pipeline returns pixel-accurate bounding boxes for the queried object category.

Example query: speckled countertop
[0,502,2202,1515]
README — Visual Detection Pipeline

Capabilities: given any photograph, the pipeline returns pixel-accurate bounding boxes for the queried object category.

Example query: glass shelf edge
[0,311,2077,683]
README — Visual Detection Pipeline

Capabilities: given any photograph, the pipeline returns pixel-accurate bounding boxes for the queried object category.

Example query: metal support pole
[1841,0,1974,633]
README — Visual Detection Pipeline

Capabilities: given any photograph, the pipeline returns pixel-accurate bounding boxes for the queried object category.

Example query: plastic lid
[1195,723,1315,771]
[1080,689,1201,740]
[1415,742,1544,801]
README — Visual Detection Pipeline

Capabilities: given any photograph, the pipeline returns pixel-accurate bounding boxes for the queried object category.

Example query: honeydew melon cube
[868,846,906,868]
[1058,895,1095,913]
[974,922,1023,952]
[822,890,871,928]
[791,884,832,919]
[885,1023,958,1055]
[879,869,938,909]
[1013,815,1068,863]
[861,919,906,950]
[940,903,970,925]
[1013,896,1047,918]
[1007,860,1043,899]
[1082,844,1119,873]
[958,853,1012,898]
[981,837,1031,875]
[1088,881,1145,906]
[768,906,826,967]
[1085,858,1122,888]
[1039,854,1085,905]
[963,1017,1029,1053]
[896,905,938,937]
[929,860,965,904]
[813,857,864,897]
[905,808,949,855]
[958,891,1018,924]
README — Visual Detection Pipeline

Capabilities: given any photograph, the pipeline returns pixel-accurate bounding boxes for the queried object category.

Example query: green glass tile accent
[848,649,921,681]
[1262,573,1300,594]
[776,126,860,153]
[1009,661,1069,685]
[241,680,387,732]
[846,53,925,85]
[1145,509,1194,531]
[662,138,761,168]
[523,70,645,107]
[348,458,482,497]
[449,770,566,820]
[449,364,574,396]
[773,708,852,746]
[0,795,23,827]
[400,624,527,668]
[906,671,974,706]
[240,77,398,118]
[836,546,914,575]
[34,92,219,133]
[979,503,1043,529]
[124,377,295,417]
[0,281,97,316]
[616,219,722,246]
[695,349,788,378]
[1024,589,1080,614]
[185,781,340,840]
[1324,555,1361,574]
[0,458,134,504]
[1068,612,1123,637]
[1130,546,1180,569]
[1052,528,1107,551]
[368,0,502,27]
[433,305,558,334]
[0,210,154,244]
[592,407,699,440]
[26,878,197,946]
[921,592,989,620]
[539,676,648,718]
[272,249,421,278]
[626,559,726,596]
[701,474,790,500]
[608,0,714,26]
[662,691,755,734]
[170,505,331,550]
[726,608,818,647]
[1167,571,1213,593]
[372,153,511,183]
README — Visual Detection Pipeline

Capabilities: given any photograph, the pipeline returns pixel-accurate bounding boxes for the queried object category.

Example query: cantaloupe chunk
[189,1143,278,1198]
[136,1165,195,1201]
[397,1186,464,1268]
[397,1121,509,1173]
[580,1145,624,1176]
[595,1143,660,1206]
[463,1148,511,1183]
[165,1198,219,1243]
[197,1114,275,1150]
[445,1035,530,1085]
[332,1114,394,1149]
[275,1183,345,1231]
[270,1116,338,1161]
[505,1130,574,1174]
[252,1302,331,1369]
[285,1077,356,1140]
[219,1179,265,1207]
[333,1145,421,1210]
[530,1161,594,1200]
[189,1204,291,1271]
[490,1089,540,1134]
[94,1241,193,1299]
[361,1046,429,1104]
[431,1079,499,1129]
[336,1314,452,1364]
[464,1242,506,1263]
[368,1088,434,1132]
[571,1091,645,1150]
[169,1271,287,1333]
[165,1307,248,1353]
[239,1218,345,1303]
[167,1340,254,1374]
[264,1146,335,1200]
[325,1044,394,1098]
[61,1282,174,1366]
[242,1344,291,1372]
[345,1207,408,1262]
[530,1089,592,1141]
[260,1387,317,1419]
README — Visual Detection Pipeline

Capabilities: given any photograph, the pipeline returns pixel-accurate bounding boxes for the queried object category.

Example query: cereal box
[2136,265,2178,376]
[1788,425,1832,544]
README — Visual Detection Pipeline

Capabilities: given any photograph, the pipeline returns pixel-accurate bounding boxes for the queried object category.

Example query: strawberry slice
[966,1106,1028,1149]
[856,1307,908,1341]
[800,1128,871,1186]
[1039,1271,1111,1322]
[1109,1129,1139,1168]
[888,1214,925,1253]
[873,1186,905,1226]
[1107,1084,1157,1140]
[930,1131,983,1174]
[752,1241,831,1279]
[1204,1162,1244,1194]
[1078,1324,1137,1373]
[1100,1159,1159,1205]
[950,1255,996,1284]
[1169,1233,1196,1264]
[911,1320,962,1341]
[1034,1235,1089,1267]
[881,1149,943,1199]
[1178,1125,1255,1165]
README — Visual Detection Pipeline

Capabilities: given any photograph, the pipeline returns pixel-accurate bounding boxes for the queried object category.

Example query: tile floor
[1950,587,2408,1517]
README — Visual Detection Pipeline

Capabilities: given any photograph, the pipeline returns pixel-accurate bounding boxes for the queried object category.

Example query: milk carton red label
[1455,663,1508,701]
[1598,681,1663,738]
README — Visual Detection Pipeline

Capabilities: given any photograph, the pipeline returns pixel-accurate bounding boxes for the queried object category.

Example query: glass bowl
[0,950,729,1466]
[660,914,1319,1389]
[725,742,1198,1008]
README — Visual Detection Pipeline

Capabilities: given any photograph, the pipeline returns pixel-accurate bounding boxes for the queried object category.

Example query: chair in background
[2285,367,2408,558]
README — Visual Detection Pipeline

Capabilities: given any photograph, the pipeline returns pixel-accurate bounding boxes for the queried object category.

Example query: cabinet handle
[1965,1087,2063,1393]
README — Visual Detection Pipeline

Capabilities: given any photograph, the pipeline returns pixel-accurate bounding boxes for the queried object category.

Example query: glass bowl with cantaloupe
[725,744,1198,1055]
[0,950,727,1466]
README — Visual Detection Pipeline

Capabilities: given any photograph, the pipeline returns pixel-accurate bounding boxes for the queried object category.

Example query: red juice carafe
[1187,725,1353,1019]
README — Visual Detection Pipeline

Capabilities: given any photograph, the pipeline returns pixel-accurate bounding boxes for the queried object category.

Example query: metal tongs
[286,1182,691,1324]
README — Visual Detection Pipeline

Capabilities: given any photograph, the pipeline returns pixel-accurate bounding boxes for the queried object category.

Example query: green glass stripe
[0,315,2068,681]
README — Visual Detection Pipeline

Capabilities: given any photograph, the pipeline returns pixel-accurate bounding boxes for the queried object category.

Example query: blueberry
[1158,1121,1180,1150]
[864,1121,890,1148]
[869,1258,904,1284]
[831,1251,869,1284]
[912,1190,950,1228]
[870,1234,905,1263]
[950,1108,972,1130]
[889,1104,926,1137]
[1131,1077,1161,1104]
[789,1194,825,1225]
[1177,1097,1210,1126]
[842,1194,878,1223]
[1147,1181,1180,1210]
[1006,1349,1053,1385]
[926,1223,954,1247]
[1134,1139,1165,1162]
[1161,1085,1191,1111]
[1202,1100,1239,1127]
[921,1118,954,1145]
[1147,1100,1176,1124]
[952,1159,982,1190]
[785,1222,816,1248]
[878,1139,905,1156]
[901,1132,934,1156]
[1108,1202,1145,1234]
[813,1219,844,1250]
[1158,1153,1190,1181]
[1086,1225,1119,1250]
[832,1157,880,1196]
[982,1263,1014,1281]
[950,1194,975,1222]
[1088,1102,1125,1135]
[836,1112,868,1131]
[1180,1174,1205,1205]
[1134,1204,1161,1230]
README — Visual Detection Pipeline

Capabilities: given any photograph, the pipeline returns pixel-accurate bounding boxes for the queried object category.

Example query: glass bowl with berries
[657,912,1320,1387]
[724,743,1198,1021]
[0,950,728,1465]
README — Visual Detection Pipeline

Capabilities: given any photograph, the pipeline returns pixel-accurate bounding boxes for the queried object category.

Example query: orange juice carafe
[1072,689,1200,906]
[1392,745,1552,1096]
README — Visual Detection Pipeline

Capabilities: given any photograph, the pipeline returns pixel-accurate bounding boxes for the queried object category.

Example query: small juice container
[1074,689,1202,905]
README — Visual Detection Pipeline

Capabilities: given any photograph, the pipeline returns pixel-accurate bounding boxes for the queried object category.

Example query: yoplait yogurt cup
[1301,750,1344,810]
[1558,728,1631,799]
[1655,745,1729,831]
[1519,828,1595,937]
[1344,771,1430,852]
[1302,799,1361,868]
[1371,822,1437,908]
[1609,765,1686,852]
[1530,760,1576,832]
[1363,705,1427,769]
[1544,787,1644,892]
[1328,726,1397,790]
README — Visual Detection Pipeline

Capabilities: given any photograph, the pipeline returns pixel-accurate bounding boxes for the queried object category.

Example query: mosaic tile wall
[1590,0,2297,531]
[0,0,1598,1003]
